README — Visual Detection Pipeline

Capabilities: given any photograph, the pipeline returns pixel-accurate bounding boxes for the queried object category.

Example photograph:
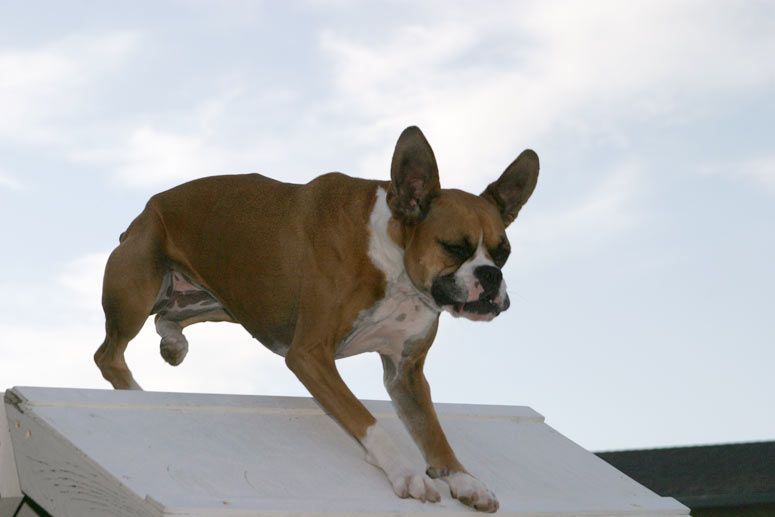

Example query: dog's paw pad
[445,472,498,513]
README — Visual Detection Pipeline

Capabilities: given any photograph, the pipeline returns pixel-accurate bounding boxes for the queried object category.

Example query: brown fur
[97,172,388,391]
[403,190,509,290]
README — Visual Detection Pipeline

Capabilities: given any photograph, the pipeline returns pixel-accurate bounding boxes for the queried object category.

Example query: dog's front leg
[285,341,439,503]
[381,341,499,512]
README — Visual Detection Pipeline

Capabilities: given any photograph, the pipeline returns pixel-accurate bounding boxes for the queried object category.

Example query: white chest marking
[336,187,437,361]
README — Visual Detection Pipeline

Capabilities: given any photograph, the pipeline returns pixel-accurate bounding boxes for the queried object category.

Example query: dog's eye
[491,242,511,267]
[440,241,473,262]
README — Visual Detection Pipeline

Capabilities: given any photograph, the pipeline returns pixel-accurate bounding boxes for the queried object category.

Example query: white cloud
[520,1,775,94]
[741,156,775,192]
[0,253,109,336]
[57,252,110,314]
[567,163,643,233]
[0,318,302,395]
[699,155,775,194]
[0,31,139,145]
[511,161,643,267]
[0,324,108,389]
[57,1,774,196]
[0,170,22,190]
[319,0,775,190]
[116,126,214,187]
[0,252,109,389]
[70,86,313,189]
[0,251,296,394]
[86,122,266,190]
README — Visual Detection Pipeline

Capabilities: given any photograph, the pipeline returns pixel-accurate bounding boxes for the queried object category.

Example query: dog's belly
[152,267,227,321]
[336,282,437,361]
[152,266,291,356]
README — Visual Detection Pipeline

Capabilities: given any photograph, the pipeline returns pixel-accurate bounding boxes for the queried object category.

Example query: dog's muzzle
[431,268,510,322]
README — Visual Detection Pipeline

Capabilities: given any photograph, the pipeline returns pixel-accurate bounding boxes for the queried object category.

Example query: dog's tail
[118,202,162,243]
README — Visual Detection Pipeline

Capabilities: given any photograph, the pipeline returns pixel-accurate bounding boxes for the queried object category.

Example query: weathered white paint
[0,497,22,516]
[0,395,22,513]
[5,387,689,516]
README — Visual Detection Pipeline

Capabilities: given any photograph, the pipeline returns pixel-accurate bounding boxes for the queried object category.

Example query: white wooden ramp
[2,387,688,516]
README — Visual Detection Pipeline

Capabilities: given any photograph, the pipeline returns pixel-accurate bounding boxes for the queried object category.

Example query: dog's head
[387,126,539,322]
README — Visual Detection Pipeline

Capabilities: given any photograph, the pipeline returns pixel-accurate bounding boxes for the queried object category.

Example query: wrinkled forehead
[421,189,506,246]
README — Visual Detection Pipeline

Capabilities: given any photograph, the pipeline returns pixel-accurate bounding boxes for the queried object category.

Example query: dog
[96,126,539,512]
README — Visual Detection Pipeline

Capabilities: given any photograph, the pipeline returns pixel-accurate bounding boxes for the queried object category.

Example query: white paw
[444,472,499,513]
[389,470,441,502]
[160,336,188,366]
[362,424,440,504]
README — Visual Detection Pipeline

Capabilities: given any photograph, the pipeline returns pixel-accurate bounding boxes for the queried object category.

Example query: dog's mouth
[430,273,510,322]
[449,296,509,322]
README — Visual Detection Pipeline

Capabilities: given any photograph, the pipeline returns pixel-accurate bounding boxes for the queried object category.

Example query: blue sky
[1,1,773,452]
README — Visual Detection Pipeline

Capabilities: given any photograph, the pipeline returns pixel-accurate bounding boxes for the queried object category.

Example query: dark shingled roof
[596,441,775,509]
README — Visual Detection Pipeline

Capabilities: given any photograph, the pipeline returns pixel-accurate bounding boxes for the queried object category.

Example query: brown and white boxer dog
[96,126,538,512]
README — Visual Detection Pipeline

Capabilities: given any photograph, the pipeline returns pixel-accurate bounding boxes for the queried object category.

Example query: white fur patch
[362,423,440,502]
[336,187,438,361]
[366,187,405,283]
[445,471,499,512]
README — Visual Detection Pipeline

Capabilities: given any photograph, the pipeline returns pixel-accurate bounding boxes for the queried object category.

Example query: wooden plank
[1,393,23,513]
[6,387,689,516]
[3,387,545,422]
[5,389,158,517]
[0,498,23,516]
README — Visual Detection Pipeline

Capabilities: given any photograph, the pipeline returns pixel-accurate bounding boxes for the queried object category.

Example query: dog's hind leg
[96,209,166,390]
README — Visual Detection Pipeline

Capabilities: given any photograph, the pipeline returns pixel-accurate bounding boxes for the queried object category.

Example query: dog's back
[96,172,385,388]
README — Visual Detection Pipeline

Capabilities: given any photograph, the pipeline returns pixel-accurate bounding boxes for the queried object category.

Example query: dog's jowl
[96,126,539,512]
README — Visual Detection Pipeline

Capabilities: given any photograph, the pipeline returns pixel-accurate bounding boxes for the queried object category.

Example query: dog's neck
[368,187,405,284]
[369,187,438,310]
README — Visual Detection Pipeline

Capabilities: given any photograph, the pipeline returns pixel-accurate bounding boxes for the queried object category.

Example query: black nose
[474,265,502,298]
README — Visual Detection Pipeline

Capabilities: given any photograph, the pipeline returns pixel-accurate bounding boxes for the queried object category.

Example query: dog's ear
[388,126,441,223]
[481,149,539,227]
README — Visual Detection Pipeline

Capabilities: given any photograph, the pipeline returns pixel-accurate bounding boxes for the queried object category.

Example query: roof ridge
[596,439,775,454]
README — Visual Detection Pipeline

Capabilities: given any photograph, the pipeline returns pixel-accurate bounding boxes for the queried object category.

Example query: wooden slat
[0,396,23,513]
[6,387,689,516]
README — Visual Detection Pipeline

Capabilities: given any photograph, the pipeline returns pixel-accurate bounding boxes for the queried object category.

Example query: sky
[1,0,773,452]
